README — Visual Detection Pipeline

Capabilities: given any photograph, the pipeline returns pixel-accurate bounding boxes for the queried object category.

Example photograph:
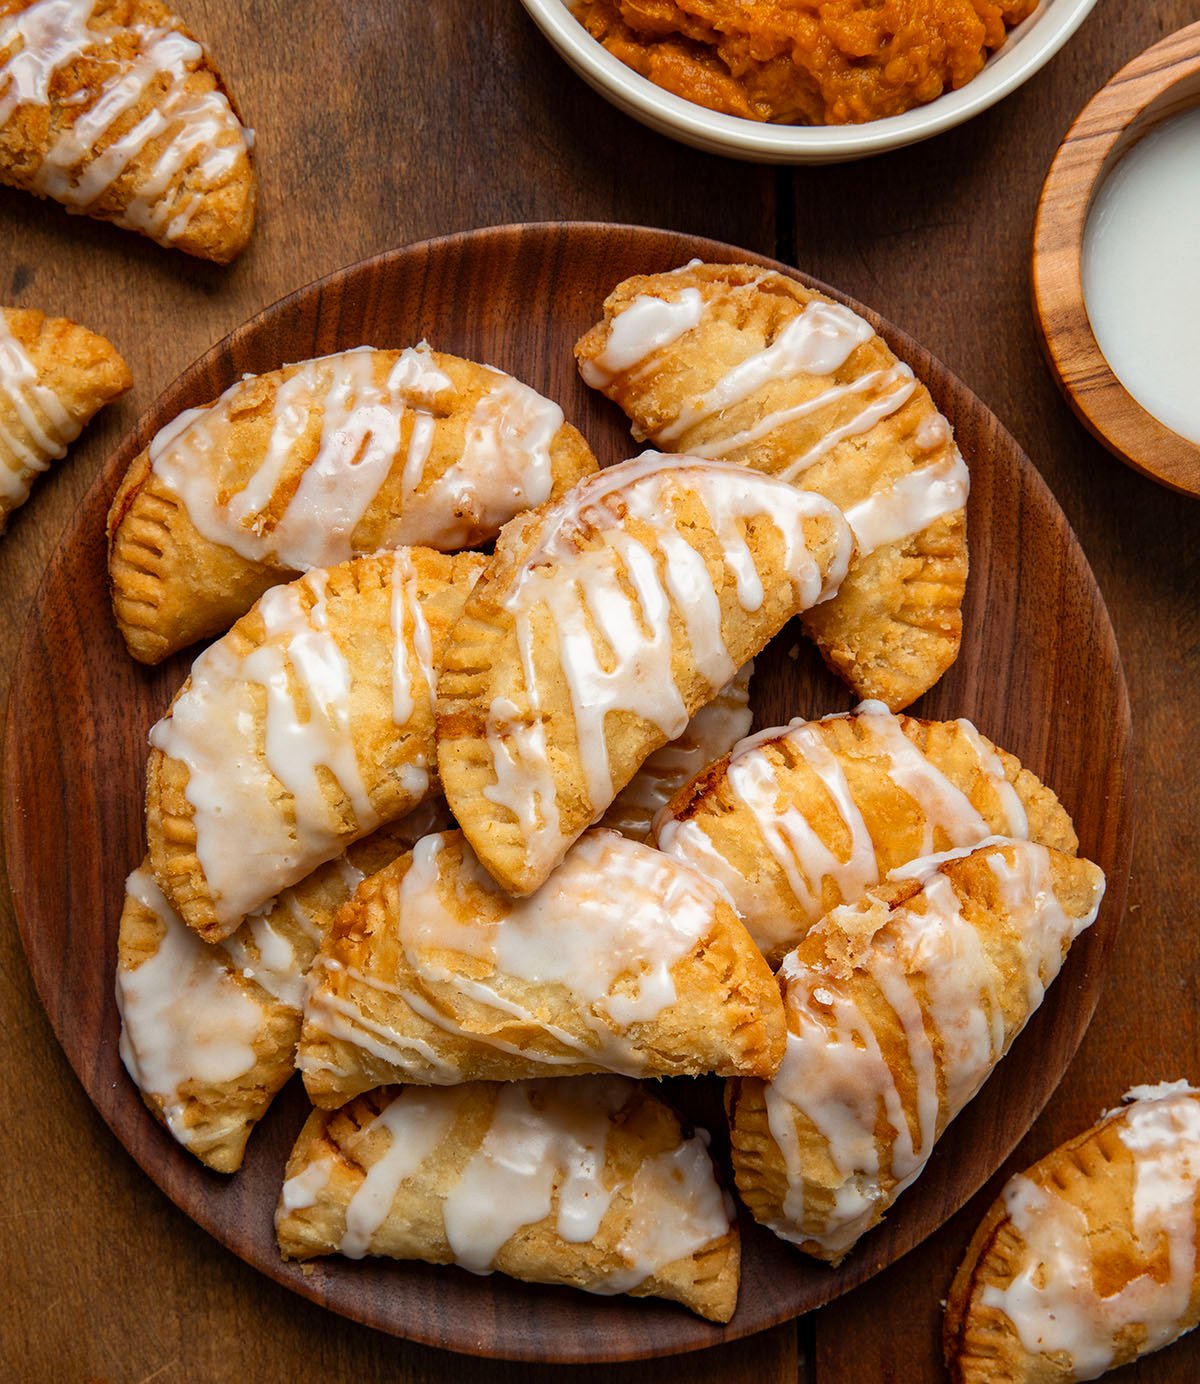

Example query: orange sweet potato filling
[574,0,1037,126]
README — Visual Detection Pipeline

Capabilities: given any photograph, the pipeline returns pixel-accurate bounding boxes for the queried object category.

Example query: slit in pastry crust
[727,841,1105,1264]
[575,261,969,710]
[276,1076,741,1322]
[145,548,484,942]
[0,0,256,261]
[107,344,597,663]
[436,452,853,896]
[654,701,1078,965]
[945,1081,1200,1383]
[297,827,785,1106]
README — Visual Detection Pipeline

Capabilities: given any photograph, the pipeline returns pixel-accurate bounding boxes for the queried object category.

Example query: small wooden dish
[1033,21,1200,496]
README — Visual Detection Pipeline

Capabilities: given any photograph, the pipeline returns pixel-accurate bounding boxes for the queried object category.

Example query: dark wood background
[0,1,1196,1380]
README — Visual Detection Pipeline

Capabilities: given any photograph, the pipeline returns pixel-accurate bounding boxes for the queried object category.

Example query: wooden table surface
[2,2,1197,1380]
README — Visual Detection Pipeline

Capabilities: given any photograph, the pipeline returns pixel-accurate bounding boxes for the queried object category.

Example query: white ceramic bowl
[520,0,1099,163]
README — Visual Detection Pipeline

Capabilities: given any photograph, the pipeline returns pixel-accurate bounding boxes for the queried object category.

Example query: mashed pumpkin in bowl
[573,0,1039,126]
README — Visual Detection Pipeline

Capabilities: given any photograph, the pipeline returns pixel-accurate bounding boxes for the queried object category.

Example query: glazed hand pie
[600,660,752,841]
[146,548,484,943]
[436,452,853,895]
[298,828,785,1106]
[276,1077,740,1322]
[654,700,1077,964]
[116,802,448,1172]
[945,1082,1200,1382]
[0,0,256,261]
[108,344,598,663]
[1,305,130,529]
[727,841,1105,1263]
[574,262,969,710]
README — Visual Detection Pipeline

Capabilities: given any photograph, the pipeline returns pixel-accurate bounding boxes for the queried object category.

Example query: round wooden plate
[4,223,1131,1362]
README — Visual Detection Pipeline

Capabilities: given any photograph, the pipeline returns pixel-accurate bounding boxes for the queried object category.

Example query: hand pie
[436,452,853,895]
[276,1077,740,1323]
[600,660,753,842]
[108,344,597,663]
[1,305,130,529]
[146,548,484,943]
[574,262,969,710]
[0,0,256,261]
[298,828,785,1106]
[945,1082,1200,1383]
[727,841,1105,1264]
[654,701,1078,964]
[116,801,449,1172]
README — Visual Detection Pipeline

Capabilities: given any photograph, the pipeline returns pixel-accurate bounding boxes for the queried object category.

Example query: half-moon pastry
[727,841,1105,1264]
[600,660,753,842]
[108,344,597,663]
[945,1081,1200,1383]
[436,452,854,895]
[116,801,449,1172]
[1,304,130,529]
[146,548,484,943]
[0,0,256,261]
[574,262,969,710]
[298,828,785,1106]
[654,700,1077,964]
[276,1076,740,1322]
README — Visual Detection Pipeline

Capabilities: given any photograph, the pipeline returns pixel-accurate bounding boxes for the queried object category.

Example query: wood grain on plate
[1033,19,1200,497]
[3,223,1130,1362]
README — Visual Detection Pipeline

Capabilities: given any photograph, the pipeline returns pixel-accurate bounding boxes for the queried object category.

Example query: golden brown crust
[945,1088,1200,1382]
[655,708,1078,964]
[298,829,786,1106]
[436,459,851,896]
[116,804,452,1172]
[727,844,1106,1263]
[0,305,131,529]
[275,1079,741,1322]
[575,262,968,710]
[0,0,256,261]
[107,349,598,664]
[145,549,483,942]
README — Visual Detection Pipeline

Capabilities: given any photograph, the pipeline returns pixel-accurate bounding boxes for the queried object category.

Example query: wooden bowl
[1033,21,1200,496]
[3,223,1132,1361]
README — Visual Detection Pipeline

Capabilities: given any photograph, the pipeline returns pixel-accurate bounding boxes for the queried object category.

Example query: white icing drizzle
[655,702,1031,958]
[579,287,704,388]
[148,346,562,566]
[115,868,263,1144]
[652,300,875,444]
[278,1156,332,1214]
[313,830,728,1081]
[148,570,380,928]
[600,1135,735,1293]
[604,662,752,839]
[443,1080,626,1273]
[843,448,969,556]
[383,371,562,548]
[339,1092,457,1258]
[981,1086,1200,1380]
[760,843,1103,1257]
[487,452,852,848]
[776,365,918,484]
[0,0,250,242]
[286,1077,732,1292]
[585,277,964,558]
[388,548,434,729]
[0,311,79,505]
